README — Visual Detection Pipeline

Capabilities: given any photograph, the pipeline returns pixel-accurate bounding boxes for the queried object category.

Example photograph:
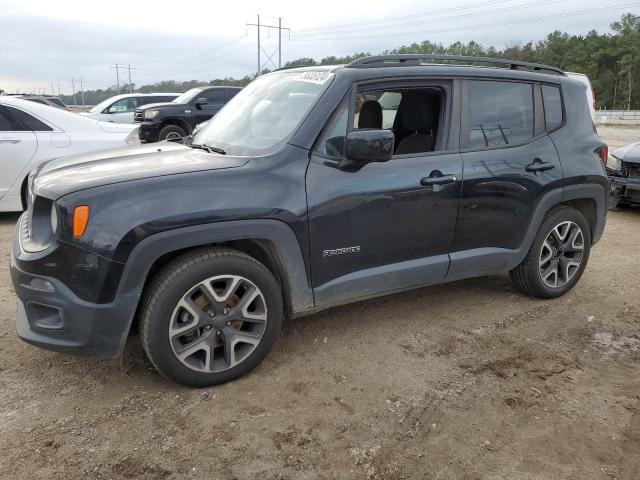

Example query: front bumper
[11,221,139,358]
[609,172,640,204]
[137,122,161,143]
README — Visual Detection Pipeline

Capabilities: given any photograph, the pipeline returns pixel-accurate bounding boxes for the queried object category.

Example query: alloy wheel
[165,132,183,141]
[538,220,585,288]
[169,275,268,373]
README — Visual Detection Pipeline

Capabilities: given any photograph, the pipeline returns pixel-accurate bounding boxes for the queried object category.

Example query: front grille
[622,162,640,180]
[134,110,144,122]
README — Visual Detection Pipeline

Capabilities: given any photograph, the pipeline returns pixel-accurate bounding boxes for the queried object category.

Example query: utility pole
[127,65,136,93]
[111,64,120,94]
[278,17,282,69]
[71,78,77,106]
[79,78,85,106]
[111,64,135,93]
[628,65,633,111]
[246,15,290,76]
[50,83,55,95]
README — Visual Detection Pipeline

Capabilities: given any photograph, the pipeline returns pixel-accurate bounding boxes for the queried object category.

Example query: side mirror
[344,129,394,164]
[194,97,208,109]
[107,106,117,114]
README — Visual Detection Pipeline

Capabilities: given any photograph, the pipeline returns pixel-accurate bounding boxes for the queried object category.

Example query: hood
[32,143,249,199]
[137,101,178,110]
[613,142,640,164]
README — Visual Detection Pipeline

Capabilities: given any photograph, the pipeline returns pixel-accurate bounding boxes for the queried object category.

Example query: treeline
[60,77,254,106]
[62,13,640,109]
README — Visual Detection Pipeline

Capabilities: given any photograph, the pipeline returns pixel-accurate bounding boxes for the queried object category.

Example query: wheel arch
[447,184,607,282]
[117,220,314,339]
[159,117,192,135]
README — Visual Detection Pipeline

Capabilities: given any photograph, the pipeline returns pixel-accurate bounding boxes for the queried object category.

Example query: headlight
[145,110,160,120]
[50,203,58,235]
[608,153,622,171]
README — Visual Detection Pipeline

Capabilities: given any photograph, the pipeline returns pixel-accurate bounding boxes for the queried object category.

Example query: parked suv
[11,55,609,387]
[81,93,180,124]
[134,86,241,142]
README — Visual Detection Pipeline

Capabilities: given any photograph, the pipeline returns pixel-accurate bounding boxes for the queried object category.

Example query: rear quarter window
[542,85,563,131]
[7,106,52,131]
[467,80,534,149]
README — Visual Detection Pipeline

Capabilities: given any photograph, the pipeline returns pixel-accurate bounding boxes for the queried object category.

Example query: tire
[140,247,283,387]
[510,206,591,299]
[158,124,187,142]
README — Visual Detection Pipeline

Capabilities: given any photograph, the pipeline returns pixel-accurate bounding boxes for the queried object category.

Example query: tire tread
[139,247,278,385]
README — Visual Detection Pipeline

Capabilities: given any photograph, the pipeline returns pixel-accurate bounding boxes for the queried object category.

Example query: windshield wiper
[189,143,226,155]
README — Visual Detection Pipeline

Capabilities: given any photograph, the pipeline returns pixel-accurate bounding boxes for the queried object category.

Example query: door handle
[525,158,555,173]
[0,138,21,144]
[420,172,457,187]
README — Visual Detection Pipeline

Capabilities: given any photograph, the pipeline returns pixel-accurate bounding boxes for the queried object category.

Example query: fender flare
[116,219,315,315]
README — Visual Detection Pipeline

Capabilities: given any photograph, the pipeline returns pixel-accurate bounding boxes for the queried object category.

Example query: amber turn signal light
[73,205,90,237]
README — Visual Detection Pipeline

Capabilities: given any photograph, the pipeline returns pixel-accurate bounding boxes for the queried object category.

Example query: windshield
[172,88,203,104]
[193,71,334,156]
[89,96,122,113]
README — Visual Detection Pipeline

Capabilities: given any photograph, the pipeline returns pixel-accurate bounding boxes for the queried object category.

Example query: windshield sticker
[296,72,334,85]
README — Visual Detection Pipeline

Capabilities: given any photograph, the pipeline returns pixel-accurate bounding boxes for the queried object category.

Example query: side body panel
[551,77,609,243]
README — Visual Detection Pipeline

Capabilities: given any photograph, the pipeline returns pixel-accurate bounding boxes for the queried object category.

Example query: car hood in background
[137,101,179,111]
[613,142,640,164]
[32,143,248,199]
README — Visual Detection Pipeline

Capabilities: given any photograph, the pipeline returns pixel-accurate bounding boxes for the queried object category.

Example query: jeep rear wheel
[510,207,591,299]
[140,247,283,387]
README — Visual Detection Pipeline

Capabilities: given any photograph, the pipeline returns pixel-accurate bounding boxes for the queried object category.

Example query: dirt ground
[0,125,639,480]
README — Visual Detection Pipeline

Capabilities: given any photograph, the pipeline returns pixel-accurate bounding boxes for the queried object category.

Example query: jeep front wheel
[140,247,283,387]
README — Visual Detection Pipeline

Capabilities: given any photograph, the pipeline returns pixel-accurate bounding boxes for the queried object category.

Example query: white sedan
[0,96,140,212]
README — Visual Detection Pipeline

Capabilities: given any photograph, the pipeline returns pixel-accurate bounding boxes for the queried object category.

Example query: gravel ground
[0,126,638,480]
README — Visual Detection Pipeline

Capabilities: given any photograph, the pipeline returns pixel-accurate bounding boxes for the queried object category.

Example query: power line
[246,15,290,75]
[111,64,136,93]
[294,0,569,39]
[144,35,248,75]
[291,1,640,42]
[295,0,520,34]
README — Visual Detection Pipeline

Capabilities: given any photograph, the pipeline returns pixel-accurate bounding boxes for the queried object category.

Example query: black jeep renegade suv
[11,55,609,387]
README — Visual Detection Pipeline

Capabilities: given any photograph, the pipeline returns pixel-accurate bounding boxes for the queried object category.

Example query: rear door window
[0,106,30,131]
[0,107,17,130]
[467,81,534,149]
[202,89,225,105]
[6,106,52,131]
[542,85,563,131]
[226,89,240,102]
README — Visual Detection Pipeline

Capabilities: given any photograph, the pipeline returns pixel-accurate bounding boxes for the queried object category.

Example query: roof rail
[347,54,565,76]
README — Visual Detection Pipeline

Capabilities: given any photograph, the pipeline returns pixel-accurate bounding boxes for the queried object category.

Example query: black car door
[306,79,463,307]
[192,89,225,124]
[448,79,562,279]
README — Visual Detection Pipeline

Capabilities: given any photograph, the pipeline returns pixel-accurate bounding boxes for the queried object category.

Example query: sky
[1,0,639,95]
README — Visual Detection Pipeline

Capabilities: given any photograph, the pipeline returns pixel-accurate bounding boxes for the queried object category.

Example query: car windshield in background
[193,71,334,156]
[88,98,115,113]
[172,88,202,104]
